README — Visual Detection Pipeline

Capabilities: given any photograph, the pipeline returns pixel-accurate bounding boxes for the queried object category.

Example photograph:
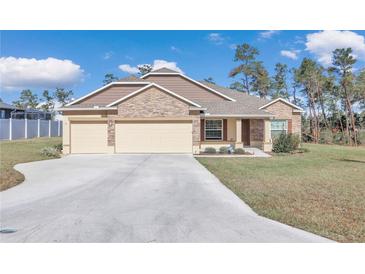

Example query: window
[205,119,223,140]
[0,110,5,119]
[271,120,287,138]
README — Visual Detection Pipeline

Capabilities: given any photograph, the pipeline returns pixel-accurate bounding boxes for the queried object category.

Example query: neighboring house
[0,102,52,120]
[0,102,19,119]
[59,67,303,154]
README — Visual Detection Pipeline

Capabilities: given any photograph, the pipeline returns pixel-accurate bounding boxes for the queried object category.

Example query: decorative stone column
[192,116,201,154]
[235,118,243,148]
[107,118,115,153]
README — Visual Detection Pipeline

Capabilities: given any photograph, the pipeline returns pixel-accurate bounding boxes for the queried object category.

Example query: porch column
[235,118,243,148]
[263,119,273,152]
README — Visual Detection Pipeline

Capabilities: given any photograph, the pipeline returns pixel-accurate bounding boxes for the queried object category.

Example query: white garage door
[115,121,192,153]
[71,122,108,153]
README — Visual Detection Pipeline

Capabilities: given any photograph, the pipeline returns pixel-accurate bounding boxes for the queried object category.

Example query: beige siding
[263,101,302,135]
[117,86,190,117]
[115,121,192,153]
[143,75,227,102]
[76,84,146,105]
[70,122,108,153]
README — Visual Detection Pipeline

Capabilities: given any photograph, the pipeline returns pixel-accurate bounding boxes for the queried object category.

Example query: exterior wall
[227,118,236,142]
[263,101,302,136]
[143,75,227,102]
[117,87,190,117]
[62,116,70,154]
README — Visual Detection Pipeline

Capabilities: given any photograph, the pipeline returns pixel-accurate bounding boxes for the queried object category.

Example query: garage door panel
[71,122,108,153]
[116,122,192,153]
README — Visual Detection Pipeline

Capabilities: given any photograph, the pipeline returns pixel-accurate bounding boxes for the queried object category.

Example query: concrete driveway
[0,154,331,242]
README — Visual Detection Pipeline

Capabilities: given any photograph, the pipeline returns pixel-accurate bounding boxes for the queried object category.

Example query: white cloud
[118,64,140,74]
[118,59,183,74]
[260,30,280,39]
[103,51,113,60]
[152,60,183,73]
[305,30,365,66]
[207,33,225,45]
[229,44,237,50]
[280,50,300,60]
[170,46,181,53]
[0,57,84,89]
[124,55,133,61]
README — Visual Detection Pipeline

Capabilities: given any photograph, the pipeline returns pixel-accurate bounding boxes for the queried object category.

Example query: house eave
[202,113,274,118]
[58,107,118,111]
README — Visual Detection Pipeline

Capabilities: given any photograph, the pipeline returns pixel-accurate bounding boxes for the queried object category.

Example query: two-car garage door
[115,121,192,153]
[70,121,192,154]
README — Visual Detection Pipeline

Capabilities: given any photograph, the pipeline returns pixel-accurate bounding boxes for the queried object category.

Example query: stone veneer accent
[117,86,189,117]
[116,86,201,148]
[264,101,301,135]
[107,119,115,146]
[191,113,201,145]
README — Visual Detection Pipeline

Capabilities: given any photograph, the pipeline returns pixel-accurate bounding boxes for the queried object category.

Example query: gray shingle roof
[61,104,109,109]
[0,102,20,110]
[118,75,150,82]
[197,81,274,116]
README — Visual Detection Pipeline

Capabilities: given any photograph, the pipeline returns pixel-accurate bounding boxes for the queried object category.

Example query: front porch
[199,117,272,153]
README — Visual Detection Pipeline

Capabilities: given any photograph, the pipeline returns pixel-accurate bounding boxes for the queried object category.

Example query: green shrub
[297,147,310,153]
[234,148,246,154]
[219,146,229,154]
[272,133,300,153]
[40,147,61,158]
[319,129,333,144]
[204,147,216,154]
[53,143,63,152]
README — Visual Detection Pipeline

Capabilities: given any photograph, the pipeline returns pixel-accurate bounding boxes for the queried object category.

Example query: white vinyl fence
[0,119,62,140]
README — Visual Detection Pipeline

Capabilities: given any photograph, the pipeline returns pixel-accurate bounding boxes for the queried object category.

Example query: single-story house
[59,67,303,154]
[0,102,20,119]
[0,102,52,120]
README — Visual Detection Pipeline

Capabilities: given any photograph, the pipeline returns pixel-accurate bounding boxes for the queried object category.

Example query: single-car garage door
[71,121,108,153]
[115,121,192,153]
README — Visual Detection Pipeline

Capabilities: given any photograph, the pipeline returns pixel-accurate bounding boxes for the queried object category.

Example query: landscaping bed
[201,146,252,156]
[0,137,62,191]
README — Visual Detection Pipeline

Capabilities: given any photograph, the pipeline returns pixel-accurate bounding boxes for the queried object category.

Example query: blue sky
[1,30,365,104]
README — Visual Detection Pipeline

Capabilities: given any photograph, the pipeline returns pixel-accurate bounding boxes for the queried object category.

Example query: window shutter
[200,119,205,141]
[288,119,292,134]
[223,119,227,141]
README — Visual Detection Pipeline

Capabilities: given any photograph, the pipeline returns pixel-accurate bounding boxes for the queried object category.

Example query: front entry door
[242,119,250,146]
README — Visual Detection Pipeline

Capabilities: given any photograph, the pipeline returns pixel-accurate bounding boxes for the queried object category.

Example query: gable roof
[141,69,236,102]
[149,67,180,73]
[259,98,304,112]
[106,83,202,108]
[66,81,150,106]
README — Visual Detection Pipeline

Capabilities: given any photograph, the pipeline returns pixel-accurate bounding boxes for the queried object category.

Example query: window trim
[271,119,288,136]
[204,119,223,141]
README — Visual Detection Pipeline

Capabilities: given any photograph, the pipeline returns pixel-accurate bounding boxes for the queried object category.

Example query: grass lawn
[197,144,365,242]
[0,137,62,191]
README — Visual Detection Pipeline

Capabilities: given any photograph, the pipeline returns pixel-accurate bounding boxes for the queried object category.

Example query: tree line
[9,88,73,112]
[227,44,365,146]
